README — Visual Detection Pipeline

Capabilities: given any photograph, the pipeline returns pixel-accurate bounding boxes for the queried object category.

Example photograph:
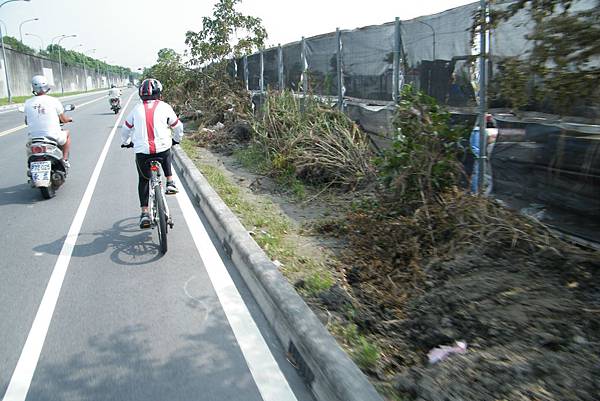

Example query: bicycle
[122,143,174,254]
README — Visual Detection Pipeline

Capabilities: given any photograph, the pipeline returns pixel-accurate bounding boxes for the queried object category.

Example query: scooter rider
[24,75,73,168]
[108,84,121,108]
[120,78,184,229]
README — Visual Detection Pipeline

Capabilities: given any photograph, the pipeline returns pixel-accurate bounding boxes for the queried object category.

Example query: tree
[488,0,600,115]
[184,0,267,66]
[142,48,187,101]
[1,35,35,54]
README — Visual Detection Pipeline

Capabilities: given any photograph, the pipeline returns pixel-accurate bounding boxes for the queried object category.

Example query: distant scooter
[110,97,121,114]
[19,104,75,199]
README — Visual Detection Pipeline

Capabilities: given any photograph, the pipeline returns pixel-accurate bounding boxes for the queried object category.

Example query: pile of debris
[252,91,375,188]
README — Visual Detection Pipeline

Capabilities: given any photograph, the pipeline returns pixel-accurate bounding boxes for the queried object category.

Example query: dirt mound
[393,252,600,401]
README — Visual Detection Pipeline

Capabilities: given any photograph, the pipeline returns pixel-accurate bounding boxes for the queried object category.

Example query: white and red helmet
[139,78,163,101]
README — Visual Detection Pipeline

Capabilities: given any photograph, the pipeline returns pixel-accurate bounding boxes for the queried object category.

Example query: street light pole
[99,57,107,88]
[57,34,76,95]
[18,17,38,43]
[83,48,95,91]
[417,20,436,61]
[72,43,84,91]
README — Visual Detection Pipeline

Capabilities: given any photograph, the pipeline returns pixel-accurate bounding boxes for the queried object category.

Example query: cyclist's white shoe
[166,181,179,195]
[139,212,151,229]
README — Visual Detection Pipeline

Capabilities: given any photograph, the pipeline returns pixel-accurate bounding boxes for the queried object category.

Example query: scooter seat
[30,136,59,146]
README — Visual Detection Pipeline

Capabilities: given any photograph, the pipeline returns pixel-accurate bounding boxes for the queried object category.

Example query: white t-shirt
[108,88,121,98]
[121,100,184,154]
[24,95,64,137]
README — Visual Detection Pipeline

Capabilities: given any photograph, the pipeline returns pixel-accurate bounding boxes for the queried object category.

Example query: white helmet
[32,75,50,95]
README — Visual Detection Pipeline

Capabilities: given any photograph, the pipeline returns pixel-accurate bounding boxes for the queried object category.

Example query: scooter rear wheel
[40,185,56,199]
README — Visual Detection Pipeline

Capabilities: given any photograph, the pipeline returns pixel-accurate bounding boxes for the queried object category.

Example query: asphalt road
[0,89,315,401]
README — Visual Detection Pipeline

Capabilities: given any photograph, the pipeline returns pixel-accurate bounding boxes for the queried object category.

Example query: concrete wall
[0,46,128,99]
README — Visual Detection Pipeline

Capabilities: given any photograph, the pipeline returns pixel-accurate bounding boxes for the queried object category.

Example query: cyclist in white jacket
[121,78,184,228]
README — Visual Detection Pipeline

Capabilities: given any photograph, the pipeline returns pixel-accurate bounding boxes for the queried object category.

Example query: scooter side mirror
[17,106,25,113]
[64,104,76,111]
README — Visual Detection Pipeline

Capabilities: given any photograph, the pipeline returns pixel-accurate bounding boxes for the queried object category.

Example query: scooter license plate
[30,161,51,182]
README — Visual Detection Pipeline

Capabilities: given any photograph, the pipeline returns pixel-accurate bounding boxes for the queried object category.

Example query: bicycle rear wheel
[155,184,168,254]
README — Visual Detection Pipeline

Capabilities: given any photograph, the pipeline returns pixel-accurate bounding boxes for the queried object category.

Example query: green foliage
[377,85,465,206]
[488,0,600,115]
[44,44,131,77]
[1,36,35,53]
[303,272,334,295]
[330,323,381,371]
[142,48,187,102]
[491,57,532,112]
[185,0,267,65]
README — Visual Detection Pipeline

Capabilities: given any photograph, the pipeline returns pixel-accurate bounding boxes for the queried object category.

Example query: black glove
[172,139,180,146]
[121,142,134,148]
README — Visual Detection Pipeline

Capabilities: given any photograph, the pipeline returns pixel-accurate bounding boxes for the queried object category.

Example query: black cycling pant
[135,149,172,207]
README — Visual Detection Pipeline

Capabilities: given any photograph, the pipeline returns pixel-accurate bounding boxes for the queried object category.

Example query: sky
[0,0,476,70]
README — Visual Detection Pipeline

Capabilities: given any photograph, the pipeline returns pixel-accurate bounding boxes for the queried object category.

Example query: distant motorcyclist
[108,84,121,108]
[120,78,184,229]
[24,75,73,168]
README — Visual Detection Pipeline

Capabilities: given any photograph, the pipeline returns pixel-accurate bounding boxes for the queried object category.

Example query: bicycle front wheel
[155,184,168,254]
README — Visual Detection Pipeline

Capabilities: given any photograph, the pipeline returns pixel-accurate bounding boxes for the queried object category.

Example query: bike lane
[3,96,314,401]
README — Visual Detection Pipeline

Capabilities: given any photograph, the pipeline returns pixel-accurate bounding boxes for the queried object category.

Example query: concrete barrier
[0,46,127,99]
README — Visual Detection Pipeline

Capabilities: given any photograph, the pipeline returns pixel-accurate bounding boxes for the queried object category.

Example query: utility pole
[477,0,488,194]
[57,34,76,95]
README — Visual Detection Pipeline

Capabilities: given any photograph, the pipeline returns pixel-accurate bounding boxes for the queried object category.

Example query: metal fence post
[478,0,488,194]
[278,44,284,91]
[301,36,307,112]
[393,17,401,102]
[336,28,344,110]
[260,49,264,92]
[243,55,249,91]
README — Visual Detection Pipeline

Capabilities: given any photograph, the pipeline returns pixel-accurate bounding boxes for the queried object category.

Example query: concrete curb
[172,146,384,401]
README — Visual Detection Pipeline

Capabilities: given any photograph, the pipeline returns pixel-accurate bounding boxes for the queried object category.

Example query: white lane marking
[0,124,26,138]
[1,92,135,401]
[73,95,106,108]
[0,90,114,115]
[0,95,107,138]
[173,169,299,401]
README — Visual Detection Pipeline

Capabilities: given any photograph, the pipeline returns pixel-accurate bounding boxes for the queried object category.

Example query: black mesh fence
[282,42,302,91]
[342,23,395,101]
[305,33,339,96]
[263,48,279,90]
[221,0,599,240]
[247,53,261,91]
[400,3,478,105]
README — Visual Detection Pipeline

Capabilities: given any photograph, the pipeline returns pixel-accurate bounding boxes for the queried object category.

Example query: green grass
[233,144,272,174]
[182,139,334,296]
[0,88,107,106]
[329,322,381,371]
[234,144,307,201]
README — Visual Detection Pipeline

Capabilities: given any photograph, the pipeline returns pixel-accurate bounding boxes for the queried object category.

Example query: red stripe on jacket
[169,118,179,128]
[144,100,158,154]
[125,121,133,129]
